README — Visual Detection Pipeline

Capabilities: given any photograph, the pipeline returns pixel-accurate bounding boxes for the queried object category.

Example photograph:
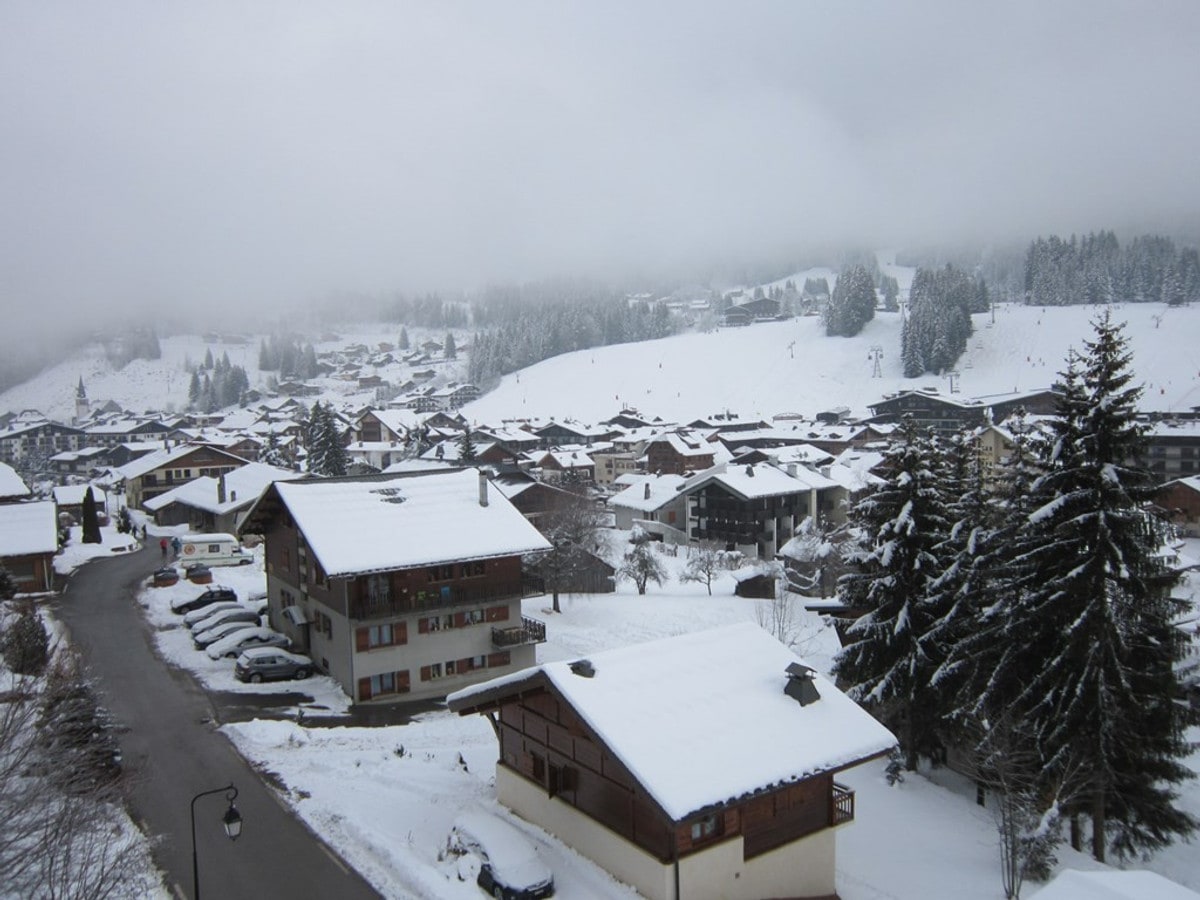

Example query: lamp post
[190,784,242,900]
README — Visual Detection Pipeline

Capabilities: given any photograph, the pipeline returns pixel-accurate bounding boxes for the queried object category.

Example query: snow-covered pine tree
[972,313,1194,862]
[832,416,955,769]
[457,429,476,462]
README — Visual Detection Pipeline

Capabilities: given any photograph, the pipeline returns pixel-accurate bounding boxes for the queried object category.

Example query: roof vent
[784,662,821,706]
[745,465,754,477]
[569,659,595,678]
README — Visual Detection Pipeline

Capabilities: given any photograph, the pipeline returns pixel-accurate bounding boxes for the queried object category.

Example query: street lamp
[191,784,242,900]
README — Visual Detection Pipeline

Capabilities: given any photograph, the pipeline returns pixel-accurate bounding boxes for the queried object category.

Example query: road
[54,542,382,900]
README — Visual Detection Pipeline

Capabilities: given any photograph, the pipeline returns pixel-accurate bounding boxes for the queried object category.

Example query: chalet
[238,469,552,703]
[354,409,421,444]
[590,449,642,485]
[491,471,585,529]
[447,623,896,900]
[143,462,300,533]
[732,566,778,599]
[644,432,716,476]
[116,443,249,510]
[83,418,173,448]
[49,445,111,476]
[0,501,59,592]
[609,474,688,537]
[1157,475,1200,537]
[0,420,85,465]
[535,448,597,485]
[0,463,32,502]
[524,544,616,595]
[976,387,1062,421]
[533,421,619,451]
[682,462,843,559]
[867,389,988,434]
[721,297,782,326]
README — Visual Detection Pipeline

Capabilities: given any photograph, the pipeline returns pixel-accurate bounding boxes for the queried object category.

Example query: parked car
[205,627,290,660]
[183,601,249,629]
[449,813,555,900]
[193,620,258,650]
[234,648,314,683]
[170,585,238,615]
[186,606,260,633]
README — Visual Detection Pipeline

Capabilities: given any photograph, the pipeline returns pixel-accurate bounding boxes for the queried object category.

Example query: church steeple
[74,376,89,424]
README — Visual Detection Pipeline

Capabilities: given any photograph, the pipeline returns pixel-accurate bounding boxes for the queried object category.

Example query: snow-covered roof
[1031,868,1200,900]
[647,431,714,458]
[682,461,838,500]
[143,463,300,514]
[449,622,896,822]
[0,462,31,499]
[115,442,243,480]
[0,501,59,557]
[608,474,687,512]
[266,468,552,578]
[51,484,107,506]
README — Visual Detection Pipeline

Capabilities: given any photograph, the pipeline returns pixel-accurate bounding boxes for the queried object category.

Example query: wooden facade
[482,684,854,864]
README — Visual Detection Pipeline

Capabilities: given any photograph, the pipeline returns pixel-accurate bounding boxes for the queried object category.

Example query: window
[445,659,456,675]
[427,565,455,582]
[282,547,291,571]
[371,671,395,694]
[459,561,485,578]
[355,622,407,651]
[319,613,332,638]
[313,561,326,586]
[690,814,720,842]
[280,588,296,608]
[369,624,392,647]
[421,662,444,682]
[366,574,390,605]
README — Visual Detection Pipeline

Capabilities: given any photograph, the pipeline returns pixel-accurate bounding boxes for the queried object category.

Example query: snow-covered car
[170,585,238,615]
[183,601,250,629]
[234,648,313,683]
[186,605,260,633]
[448,812,555,900]
[205,627,290,660]
[192,620,258,650]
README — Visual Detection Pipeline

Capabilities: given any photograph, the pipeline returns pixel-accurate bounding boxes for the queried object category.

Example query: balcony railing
[492,616,547,649]
[831,782,855,826]
[351,582,529,621]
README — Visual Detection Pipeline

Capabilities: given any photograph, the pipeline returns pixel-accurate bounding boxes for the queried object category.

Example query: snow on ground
[208,538,1200,900]
[135,545,352,715]
[464,302,1200,425]
[54,523,142,577]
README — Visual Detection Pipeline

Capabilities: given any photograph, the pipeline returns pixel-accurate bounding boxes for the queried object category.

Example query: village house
[447,623,896,900]
[682,461,844,559]
[143,462,300,533]
[51,484,108,525]
[608,474,688,539]
[117,443,249,510]
[49,445,114,476]
[0,500,60,592]
[238,468,552,703]
[83,417,173,449]
[534,447,598,485]
[1156,475,1200,537]
[1143,418,1200,480]
[644,431,717,476]
[0,419,85,465]
[0,463,32,503]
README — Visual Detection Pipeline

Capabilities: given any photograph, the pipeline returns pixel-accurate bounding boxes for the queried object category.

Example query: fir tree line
[257,335,320,379]
[305,401,348,477]
[468,291,678,387]
[823,265,877,337]
[187,350,250,412]
[1025,231,1200,307]
[901,264,988,377]
[833,312,1195,872]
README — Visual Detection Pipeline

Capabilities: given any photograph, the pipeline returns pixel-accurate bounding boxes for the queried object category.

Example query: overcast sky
[2,2,1198,338]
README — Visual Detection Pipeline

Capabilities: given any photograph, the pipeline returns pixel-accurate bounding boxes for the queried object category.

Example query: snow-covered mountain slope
[462,302,1200,425]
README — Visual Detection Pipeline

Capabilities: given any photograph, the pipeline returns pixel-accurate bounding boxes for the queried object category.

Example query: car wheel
[294,668,311,680]
[250,673,264,684]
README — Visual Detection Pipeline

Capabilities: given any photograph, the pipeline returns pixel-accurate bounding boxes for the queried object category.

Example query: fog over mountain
[2,2,1199,346]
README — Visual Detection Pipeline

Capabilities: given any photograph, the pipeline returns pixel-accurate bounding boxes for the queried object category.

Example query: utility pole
[869,345,883,378]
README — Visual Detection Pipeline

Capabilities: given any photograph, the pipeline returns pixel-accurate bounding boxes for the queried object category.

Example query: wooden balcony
[492,616,547,649]
[831,781,854,826]
[351,582,526,621]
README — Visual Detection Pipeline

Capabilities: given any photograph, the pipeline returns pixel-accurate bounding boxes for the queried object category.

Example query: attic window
[784,662,821,706]
[569,659,595,678]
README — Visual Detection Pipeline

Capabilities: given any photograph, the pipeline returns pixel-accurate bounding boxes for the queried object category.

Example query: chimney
[478,470,489,507]
[787,463,797,477]
[217,474,227,504]
[784,663,821,706]
[644,483,651,500]
[230,490,237,502]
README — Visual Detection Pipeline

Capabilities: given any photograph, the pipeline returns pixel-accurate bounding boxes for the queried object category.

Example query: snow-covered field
[114,538,1199,900]
[463,301,1200,425]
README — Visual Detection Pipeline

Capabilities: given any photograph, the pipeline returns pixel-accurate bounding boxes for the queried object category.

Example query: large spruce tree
[968,312,1194,861]
[832,417,954,769]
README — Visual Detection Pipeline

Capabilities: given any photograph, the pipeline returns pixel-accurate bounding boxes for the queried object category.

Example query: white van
[178,533,252,567]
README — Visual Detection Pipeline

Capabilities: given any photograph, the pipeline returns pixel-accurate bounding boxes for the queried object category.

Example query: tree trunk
[552,588,561,614]
[1069,815,1081,852]
[1091,794,1106,863]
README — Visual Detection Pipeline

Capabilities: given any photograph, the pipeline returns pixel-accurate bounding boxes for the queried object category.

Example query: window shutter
[487,651,511,668]
[357,677,371,701]
[395,622,408,645]
[486,605,509,622]
[355,627,370,652]
[420,665,431,682]
[453,612,468,628]
[397,670,410,692]
[418,617,429,635]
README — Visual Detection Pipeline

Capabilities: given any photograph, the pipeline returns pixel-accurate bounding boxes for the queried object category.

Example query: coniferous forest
[833,312,1196,873]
